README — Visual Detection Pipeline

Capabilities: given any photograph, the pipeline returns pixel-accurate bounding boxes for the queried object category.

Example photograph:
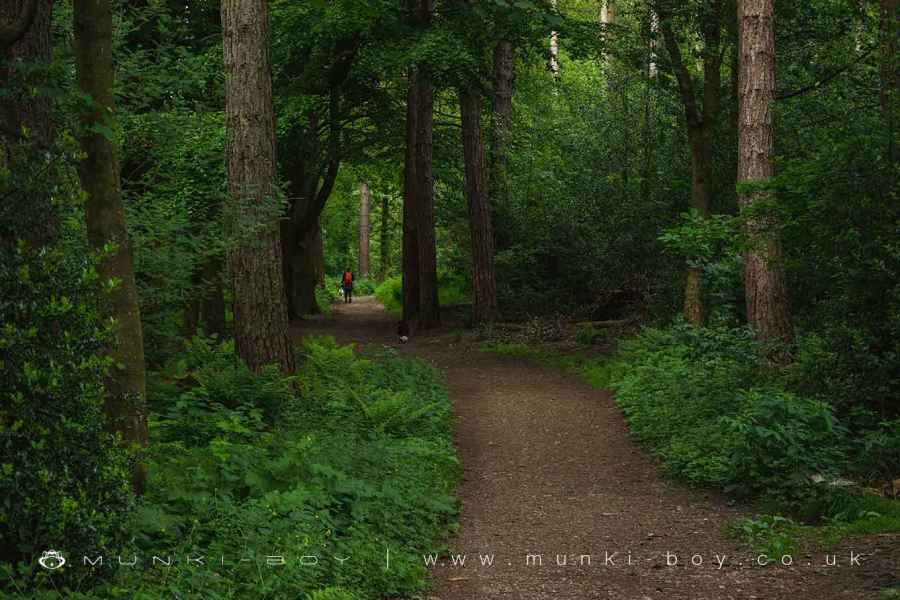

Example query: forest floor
[295,296,898,600]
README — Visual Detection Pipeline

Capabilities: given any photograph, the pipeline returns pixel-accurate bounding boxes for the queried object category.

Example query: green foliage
[728,515,806,557]
[375,274,469,315]
[562,323,897,515]
[724,391,849,506]
[6,337,458,598]
[0,244,134,590]
[375,276,403,313]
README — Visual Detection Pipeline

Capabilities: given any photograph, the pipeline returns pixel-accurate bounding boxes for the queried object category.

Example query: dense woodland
[1,0,898,597]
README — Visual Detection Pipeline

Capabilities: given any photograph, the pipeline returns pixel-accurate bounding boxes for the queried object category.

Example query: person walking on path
[341,268,354,303]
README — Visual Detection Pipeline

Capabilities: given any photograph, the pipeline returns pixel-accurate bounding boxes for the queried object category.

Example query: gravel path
[296,297,898,600]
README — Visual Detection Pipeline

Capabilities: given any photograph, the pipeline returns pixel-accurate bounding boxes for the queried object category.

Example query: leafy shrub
[9,336,459,598]
[375,274,469,315]
[0,245,133,588]
[600,323,860,511]
[724,391,849,507]
[375,276,403,313]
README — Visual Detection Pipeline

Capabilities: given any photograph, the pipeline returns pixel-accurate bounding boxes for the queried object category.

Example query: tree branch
[776,45,876,101]
[656,2,701,129]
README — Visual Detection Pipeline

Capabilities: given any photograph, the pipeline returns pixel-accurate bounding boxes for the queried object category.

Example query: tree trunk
[402,70,420,324]
[881,0,898,162]
[460,89,498,323]
[222,0,294,374]
[491,40,514,174]
[200,257,226,336]
[288,221,323,317]
[414,62,440,328]
[738,0,793,346]
[73,0,147,493]
[550,0,560,79]
[658,0,722,326]
[1,0,55,248]
[379,193,390,281]
[358,180,370,278]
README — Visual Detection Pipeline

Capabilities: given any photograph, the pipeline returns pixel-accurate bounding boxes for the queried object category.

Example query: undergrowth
[482,323,900,554]
[6,336,459,599]
[375,275,468,315]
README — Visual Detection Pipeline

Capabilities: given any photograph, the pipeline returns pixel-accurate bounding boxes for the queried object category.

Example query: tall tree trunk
[379,193,390,281]
[658,0,722,326]
[1,0,55,248]
[222,0,294,374]
[201,257,226,336]
[738,0,793,346]
[358,180,370,278]
[402,70,420,324]
[648,9,659,78]
[550,0,560,79]
[414,63,440,328]
[460,89,498,323]
[412,0,440,329]
[287,221,323,317]
[882,0,898,162]
[73,0,147,493]
[491,40,514,175]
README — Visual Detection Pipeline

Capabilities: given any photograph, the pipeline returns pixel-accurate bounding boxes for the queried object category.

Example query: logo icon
[38,550,66,570]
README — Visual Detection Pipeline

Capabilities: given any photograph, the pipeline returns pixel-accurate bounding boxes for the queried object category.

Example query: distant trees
[359,180,370,278]
[737,0,792,345]
[221,0,294,373]
[73,0,148,492]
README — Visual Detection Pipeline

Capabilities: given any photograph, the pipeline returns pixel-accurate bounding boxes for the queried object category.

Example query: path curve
[296,297,896,600]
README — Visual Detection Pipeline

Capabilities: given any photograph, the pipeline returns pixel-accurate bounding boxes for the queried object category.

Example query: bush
[0,244,134,589]
[600,323,859,511]
[7,336,459,598]
[375,276,402,313]
[375,274,469,315]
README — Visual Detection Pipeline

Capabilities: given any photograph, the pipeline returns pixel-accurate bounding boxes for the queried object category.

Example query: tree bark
[491,40,515,175]
[881,0,898,162]
[379,193,390,281]
[550,0,560,79]
[222,0,294,374]
[286,220,323,317]
[407,0,440,329]
[414,61,440,328]
[358,180,370,278]
[0,0,38,52]
[1,0,55,248]
[460,89,498,323]
[73,0,147,493]
[658,0,722,326]
[738,0,793,346]
[402,70,420,324]
[200,257,226,336]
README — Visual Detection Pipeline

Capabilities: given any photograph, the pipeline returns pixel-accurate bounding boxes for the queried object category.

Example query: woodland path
[295,296,896,600]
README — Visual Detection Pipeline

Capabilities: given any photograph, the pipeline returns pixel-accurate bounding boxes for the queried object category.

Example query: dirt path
[296,297,896,600]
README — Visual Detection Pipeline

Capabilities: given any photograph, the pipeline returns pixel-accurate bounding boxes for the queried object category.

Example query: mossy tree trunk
[73,0,148,493]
